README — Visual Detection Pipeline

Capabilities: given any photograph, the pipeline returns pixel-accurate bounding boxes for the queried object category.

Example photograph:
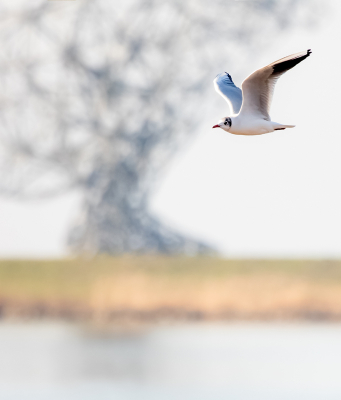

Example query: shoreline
[1,299,341,323]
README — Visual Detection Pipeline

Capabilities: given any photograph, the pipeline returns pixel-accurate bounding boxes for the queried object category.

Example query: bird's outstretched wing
[213,72,243,116]
[239,49,312,121]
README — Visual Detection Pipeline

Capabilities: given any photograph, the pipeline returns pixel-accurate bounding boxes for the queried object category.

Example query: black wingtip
[272,49,312,75]
[224,72,234,83]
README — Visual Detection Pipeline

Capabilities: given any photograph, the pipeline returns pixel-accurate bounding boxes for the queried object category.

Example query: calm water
[1,321,341,400]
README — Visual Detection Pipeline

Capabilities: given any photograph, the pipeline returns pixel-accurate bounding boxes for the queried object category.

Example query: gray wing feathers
[240,49,312,120]
[213,72,243,116]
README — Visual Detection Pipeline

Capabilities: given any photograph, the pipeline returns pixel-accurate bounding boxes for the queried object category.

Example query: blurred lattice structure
[0,0,321,254]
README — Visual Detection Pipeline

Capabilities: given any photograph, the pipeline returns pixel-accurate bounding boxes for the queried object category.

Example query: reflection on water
[1,321,341,400]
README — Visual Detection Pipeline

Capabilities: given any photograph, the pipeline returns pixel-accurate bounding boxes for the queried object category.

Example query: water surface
[1,322,341,400]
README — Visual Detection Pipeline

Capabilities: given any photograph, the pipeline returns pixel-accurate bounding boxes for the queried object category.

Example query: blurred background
[1,0,341,399]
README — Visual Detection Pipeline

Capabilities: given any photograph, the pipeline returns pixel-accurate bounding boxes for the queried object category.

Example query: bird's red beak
[212,125,220,129]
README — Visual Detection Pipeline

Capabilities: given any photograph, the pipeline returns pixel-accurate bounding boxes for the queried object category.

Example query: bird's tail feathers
[272,122,295,130]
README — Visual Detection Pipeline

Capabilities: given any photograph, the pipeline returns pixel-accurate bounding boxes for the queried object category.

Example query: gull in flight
[212,49,312,135]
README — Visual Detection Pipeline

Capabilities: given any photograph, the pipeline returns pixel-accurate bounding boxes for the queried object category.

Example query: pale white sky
[0,2,339,258]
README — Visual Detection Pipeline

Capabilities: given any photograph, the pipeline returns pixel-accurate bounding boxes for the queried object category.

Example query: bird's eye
[224,117,231,127]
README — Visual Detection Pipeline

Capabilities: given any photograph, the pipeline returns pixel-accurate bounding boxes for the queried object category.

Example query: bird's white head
[212,117,232,132]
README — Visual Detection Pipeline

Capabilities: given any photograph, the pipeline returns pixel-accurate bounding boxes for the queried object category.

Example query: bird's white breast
[230,116,274,136]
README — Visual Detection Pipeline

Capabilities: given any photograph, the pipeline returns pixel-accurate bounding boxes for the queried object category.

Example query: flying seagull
[212,49,312,135]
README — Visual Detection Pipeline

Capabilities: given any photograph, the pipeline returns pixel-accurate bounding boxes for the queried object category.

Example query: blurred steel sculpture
[0,0,319,254]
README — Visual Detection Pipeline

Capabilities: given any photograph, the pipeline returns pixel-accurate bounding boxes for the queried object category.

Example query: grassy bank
[0,257,341,322]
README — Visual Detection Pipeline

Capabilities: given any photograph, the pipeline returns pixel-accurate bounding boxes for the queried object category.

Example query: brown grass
[0,257,341,321]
